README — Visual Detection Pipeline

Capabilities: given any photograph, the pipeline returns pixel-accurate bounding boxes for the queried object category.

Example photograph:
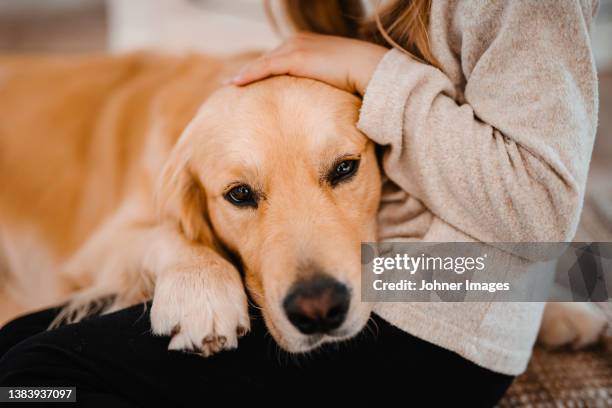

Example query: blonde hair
[266,0,438,68]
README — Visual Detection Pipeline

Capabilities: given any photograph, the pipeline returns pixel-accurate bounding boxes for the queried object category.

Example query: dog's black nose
[283,276,350,335]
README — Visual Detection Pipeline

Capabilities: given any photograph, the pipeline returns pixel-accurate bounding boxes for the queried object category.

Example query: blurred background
[1,1,611,406]
[3,0,610,242]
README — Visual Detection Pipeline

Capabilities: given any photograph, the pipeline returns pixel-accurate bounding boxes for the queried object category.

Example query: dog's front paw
[538,302,608,349]
[150,259,250,356]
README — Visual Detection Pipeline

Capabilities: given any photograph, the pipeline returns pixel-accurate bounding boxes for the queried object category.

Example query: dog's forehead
[191,77,367,174]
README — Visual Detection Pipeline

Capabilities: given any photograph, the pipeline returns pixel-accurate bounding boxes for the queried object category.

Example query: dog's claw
[200,335,228,356]
[237,326,248,337]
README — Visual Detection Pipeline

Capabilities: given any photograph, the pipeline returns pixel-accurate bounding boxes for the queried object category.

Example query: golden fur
[0,52,605,355]
[0,52,380,354]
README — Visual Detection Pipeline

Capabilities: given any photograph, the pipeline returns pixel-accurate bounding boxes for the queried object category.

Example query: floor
[0,0,107,53]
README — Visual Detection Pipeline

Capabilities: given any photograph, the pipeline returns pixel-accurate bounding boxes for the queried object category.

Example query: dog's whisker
[366,315,380,338]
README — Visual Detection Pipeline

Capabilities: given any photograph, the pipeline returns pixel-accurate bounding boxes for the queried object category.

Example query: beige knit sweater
[357,0,599,375]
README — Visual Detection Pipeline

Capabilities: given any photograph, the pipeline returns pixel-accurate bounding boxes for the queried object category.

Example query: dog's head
[159,76,381,352]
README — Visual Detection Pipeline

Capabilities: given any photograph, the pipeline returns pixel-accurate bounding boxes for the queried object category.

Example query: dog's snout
[283,276,350,335]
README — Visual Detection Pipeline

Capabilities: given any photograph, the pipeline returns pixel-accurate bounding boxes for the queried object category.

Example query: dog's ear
[156,151,215,246]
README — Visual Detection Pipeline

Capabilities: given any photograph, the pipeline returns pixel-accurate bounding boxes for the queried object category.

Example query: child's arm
[235,0,598,243]
[357,0,597,243]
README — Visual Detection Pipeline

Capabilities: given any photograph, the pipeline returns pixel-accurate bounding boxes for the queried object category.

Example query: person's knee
[0,334,134,406]
[0,307,59,360]
[0,327,80,385]
[0,336,43,384]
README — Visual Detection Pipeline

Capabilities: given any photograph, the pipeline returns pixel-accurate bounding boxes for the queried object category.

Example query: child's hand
[232,32,388,96]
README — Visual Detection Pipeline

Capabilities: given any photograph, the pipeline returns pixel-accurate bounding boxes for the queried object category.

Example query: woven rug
[498,303,612,407]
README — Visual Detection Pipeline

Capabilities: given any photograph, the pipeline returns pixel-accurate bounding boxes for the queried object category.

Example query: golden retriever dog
[0,52,606,356]
[0,52,379,354]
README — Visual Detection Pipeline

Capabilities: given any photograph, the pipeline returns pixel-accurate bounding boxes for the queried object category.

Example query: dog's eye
[225,184,257,208]
[328,159,360,186]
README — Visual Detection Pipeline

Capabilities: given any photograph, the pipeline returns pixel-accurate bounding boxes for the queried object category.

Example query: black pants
[0,304,513,407]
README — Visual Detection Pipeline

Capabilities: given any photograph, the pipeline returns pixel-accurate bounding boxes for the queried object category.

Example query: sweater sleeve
[357,0,598,243]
